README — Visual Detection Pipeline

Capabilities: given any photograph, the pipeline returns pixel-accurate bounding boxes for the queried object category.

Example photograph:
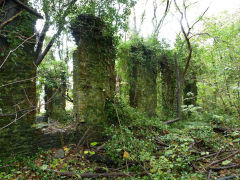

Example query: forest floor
[0,116,240,179]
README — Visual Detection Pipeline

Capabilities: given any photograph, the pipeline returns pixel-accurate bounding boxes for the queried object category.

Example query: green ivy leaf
[90,151,95,155]
[90,142,98,146]
[222,160,231,165]
[40,164,48,170]
[233,138,240,142]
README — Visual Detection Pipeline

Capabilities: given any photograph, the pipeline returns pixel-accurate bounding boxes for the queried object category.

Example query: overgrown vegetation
[0,0,240,179]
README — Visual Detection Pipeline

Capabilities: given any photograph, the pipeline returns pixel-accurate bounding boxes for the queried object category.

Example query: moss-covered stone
[0,1,37,158]
[71,14,116,139]
[44,83,66,122]
[159,57,177,117]
[119,40,158,117]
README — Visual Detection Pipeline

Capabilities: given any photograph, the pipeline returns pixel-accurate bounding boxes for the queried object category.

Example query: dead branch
[155,139,169,147]
[0,86,61,131]
[153,0,172,36]
[207,169,212,180]
[174,0,209,78]
[164,117,180,125]
[209,151,239,166]
[63,92,73,103]
[52,170,147,178]
[215,175,237,180]
[196,150,233,161]
[76,127,91,150]
[0,77,36,88]
[210,164,240,171]
[0,10,23,30]
[0,34,36,69]
[0,106,36,131]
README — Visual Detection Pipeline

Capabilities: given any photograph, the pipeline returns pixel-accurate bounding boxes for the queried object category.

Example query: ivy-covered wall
[0,1,37,157]
[118,38,158,117]
[159,57,177,117]
[71,14,116,139]
[37,52,68,122]
[44,84,66,122]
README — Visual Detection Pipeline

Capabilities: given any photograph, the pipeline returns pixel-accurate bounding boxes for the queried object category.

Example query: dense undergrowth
[0,103,239,180]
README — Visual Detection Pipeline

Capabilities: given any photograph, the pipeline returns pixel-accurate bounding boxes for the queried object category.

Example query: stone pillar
[0,1,37,157]
[160,59,177,117]
[44,82,66,122]
[71,14,116,138]
[120,42,158,117]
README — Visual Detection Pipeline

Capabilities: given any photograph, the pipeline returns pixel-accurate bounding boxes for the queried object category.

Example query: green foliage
[0,150,55,179]
[117,35,167,105]
[70,0,136,34]
[38,52,69,89]
[195,12,240,117]
[105,125,156,162]
[104,106,217,179]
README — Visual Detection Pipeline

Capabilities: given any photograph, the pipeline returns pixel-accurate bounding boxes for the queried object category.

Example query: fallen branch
[197,150,234,161]
[197,152,218,161]
[216,175,237,180]
[76,127,91,150]
[164,117,180,125]
[155,139,169,147]
[207,169,212,180]
[52,170,146,178]
[210,164,240,171]
[209,151,239,166]
[96,143,106,152]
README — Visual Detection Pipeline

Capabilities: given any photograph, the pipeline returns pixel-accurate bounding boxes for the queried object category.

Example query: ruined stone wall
[121,42,158,117]
[71,14,116,138]
[44,84,66,122]
[0,1,37,157]
[132,46,157,117]
[160,60,177,117]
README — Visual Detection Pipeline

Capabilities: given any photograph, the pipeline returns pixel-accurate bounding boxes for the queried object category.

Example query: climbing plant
[117,35,168,117]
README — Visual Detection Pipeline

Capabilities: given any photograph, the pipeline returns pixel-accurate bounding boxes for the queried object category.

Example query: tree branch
[0,34,36,69]
[174,0,208,78]
[35,0,78,66]
[51,170,147,178]
[0,10,23,30]
[35,13,50,57]
[153,0,171,36]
